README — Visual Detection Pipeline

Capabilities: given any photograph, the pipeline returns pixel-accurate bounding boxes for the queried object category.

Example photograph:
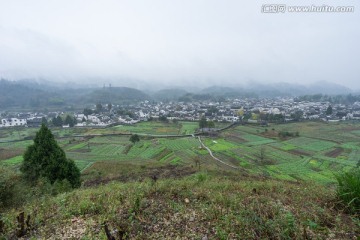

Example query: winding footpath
[197,136,239,169]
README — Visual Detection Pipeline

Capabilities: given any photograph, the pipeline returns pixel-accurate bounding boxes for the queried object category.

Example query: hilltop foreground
[1,171,359,239]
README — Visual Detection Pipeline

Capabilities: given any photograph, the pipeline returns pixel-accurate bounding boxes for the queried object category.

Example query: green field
[2,121,360,239]
[1,121,360,184]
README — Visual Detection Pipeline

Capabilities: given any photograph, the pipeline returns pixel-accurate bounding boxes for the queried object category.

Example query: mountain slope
[0,79,56,108]
[1,172,358,239]
[152,88,188,101]
[87,87,151,103]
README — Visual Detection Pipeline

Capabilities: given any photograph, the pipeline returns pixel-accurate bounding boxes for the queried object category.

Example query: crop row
[284,137,336,152]
[160,138,199,151]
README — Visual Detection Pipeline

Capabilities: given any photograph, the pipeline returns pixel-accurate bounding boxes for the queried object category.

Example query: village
[2,97,360,128]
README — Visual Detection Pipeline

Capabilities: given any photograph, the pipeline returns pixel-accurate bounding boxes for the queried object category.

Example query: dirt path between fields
[197,136,239,169]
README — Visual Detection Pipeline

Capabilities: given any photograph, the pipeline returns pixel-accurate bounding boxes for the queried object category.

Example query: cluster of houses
[0,113,44,128]
[2,98,360,128]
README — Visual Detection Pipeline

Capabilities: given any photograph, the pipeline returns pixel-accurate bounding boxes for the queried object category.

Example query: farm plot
[90,144,126,156]
[174,149,198,163]
[74,160,92,171]
[269,160,335,183]
[138,146,166,159]
[0,140,32,149]
[279,143,297,151]
[158,152,182,165]
[0,156,90,171]
[265,146,303,164]
[66,152,130,162]
[67,142,89,151]
[344,149,360,163]
[230,145,258,160]
[232,125,264,135]
[114,122,180,135]
[0,128,38,142]
[270,142,312,155]
[159,138,199,151]
[241,134,275,146]
[325,148,344,158]
[350,130,360,137]
[276,122,360,143]
[283,137,337,152]
[179,121,198,134]
[126,142,166,159]
[0,148,23,160]
[204,138,238,152]
[88,136,130,144]
[313,154,357,167]
[341,142,360,150]
[0,155,23,165]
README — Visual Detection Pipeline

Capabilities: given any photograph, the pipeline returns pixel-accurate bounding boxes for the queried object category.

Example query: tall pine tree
[20,124,80,188]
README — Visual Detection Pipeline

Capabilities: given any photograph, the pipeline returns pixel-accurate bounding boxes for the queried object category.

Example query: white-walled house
[75,114,87,122]
[87,115,101,124]
[0,118,27,127]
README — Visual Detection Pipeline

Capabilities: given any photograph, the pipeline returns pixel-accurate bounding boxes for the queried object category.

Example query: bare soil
[325,148,344,158]
[289,149,312,156]
[83,164,196,187]
[0,148,23,160]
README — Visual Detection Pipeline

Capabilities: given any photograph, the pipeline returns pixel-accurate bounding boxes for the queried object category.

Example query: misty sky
[0,0,359,88]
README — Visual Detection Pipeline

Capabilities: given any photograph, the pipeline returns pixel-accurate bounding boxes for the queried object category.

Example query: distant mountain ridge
[88,87,150,103]
[0,79,150,110]
[199,81,351,98]
[0,79,54,108]
[0,79,354,110]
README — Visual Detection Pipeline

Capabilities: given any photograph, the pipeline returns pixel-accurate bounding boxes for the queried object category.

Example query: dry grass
[1,173,359,239]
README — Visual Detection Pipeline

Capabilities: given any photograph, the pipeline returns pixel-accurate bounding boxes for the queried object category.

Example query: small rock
[184,198,190,203]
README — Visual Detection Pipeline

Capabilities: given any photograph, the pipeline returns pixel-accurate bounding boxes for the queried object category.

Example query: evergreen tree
[83,108,93,116]
[20,124,80,188]
[64,115,76,127]
[95,103,103,113]
[326,105,333,115]
[41,117,48,126]
[52,115,63,127]
[199,116,207,129]
[129,134,140,143]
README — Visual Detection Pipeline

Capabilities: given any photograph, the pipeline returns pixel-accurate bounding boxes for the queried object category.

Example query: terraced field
[1,121,360,184]
[179,121,198,134]
[113,122,181,135]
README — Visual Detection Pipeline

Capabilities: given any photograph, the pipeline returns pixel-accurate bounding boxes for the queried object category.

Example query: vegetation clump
[278,131,299,138]
[20,124,80,188]
[129,134,140,144]
[336,169,360,213]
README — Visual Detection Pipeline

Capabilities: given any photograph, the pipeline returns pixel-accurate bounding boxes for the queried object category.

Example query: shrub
[0,167,29,208]
[335,169,360,213]
[0,167,18,207]
[129,134,140,143]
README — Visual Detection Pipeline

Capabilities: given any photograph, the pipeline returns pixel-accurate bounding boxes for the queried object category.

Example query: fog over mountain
[0,0,359,89]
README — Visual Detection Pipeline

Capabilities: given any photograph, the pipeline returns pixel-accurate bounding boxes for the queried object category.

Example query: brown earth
[82,164,196,187]
[0,148,23,160]
[289,149,312,156]
[325,148,344,158]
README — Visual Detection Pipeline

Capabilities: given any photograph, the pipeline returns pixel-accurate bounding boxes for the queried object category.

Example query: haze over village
[3,92,360,129]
